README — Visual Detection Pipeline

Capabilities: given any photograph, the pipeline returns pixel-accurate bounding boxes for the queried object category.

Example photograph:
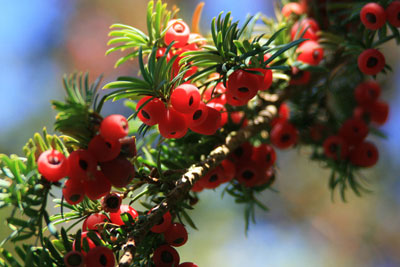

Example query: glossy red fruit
[296,40,324,65]
[219,159,236,183]
[163,223,188,247]
[203,83,226,102]
[158,107,188,139]
[227,70,260,101]
[230,111,248,127]
[137,96,167,126]
[83,213,110,231]
[100,114,129,142]
[190,106,221,135]
[354,80,381,105]
[186,101,209,127]
[68,150,97,182]
[63,178,85,205]
[37,149,69,182]
[153,245,180,267]
[350,141,379,167]
[323,135,349,160]
[236,161,263,187]
[231,142,253,162]
[171,49,198,79]
[225,90,249,106]
[289,70,311,85]
[88,135,121,163]
[255,167,275,186]
[86,246,115,267]
[279,103,290,120]
[101,157,135,188]
[207,101,228,127]
[101,192,122,213]
[369,101,389,125]
[250,68,273,91]
[386,1,400,27]
[252,144,277,168]
[282,2,305,17]
[170,84,201,114]
[339,118,368,145]
[178,262,198,267]
[84,171,112,200]
[198,166,224,189]
[64,251,85,267]
[156,47,172,61]
[109,204,138,226]
[291,18,320,41]
[149,210,172,234]
[360,3,386,30]
[191,181,204,192]
[357,49,385,75]
[164,19,190,48]
[73,231,100,254]
[270,121,298,149]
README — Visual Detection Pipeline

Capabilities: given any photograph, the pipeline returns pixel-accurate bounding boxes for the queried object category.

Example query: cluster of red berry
[37,114,136,205]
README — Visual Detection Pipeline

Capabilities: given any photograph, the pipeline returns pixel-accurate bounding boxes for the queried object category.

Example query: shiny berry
[109,204,138,226]
[64,251,85,267]
[191,182,204,193]
[68,150,97,182]
[206,101,228,127]
[354,80,381,105]
[83,213,110,231]
[37,149,69,182]
[158,107,188,139]
[164,19,190,48]
[251,68,273,91]
[153,244,180,267]
[291,18,320,41]
[150,210,172,234]
[86,246,115,267]
[100,114,129,142]
[231,142,253,162]
[179,262,199,267]
[256,167,275,186]
[252,144,277,168]
[270,121,298,149]
[289,70,311,85]
[163,223,188,247]
[386,1,400,27]
[230,111,248,127]
[339,118,369,145]
[219,159,236,183]
[88,135,121,163]
[171,49,198,79]
[84,171,112,200]
[225,90,249,106]
[198,166,224,189]
[296,40,324,65]
[358,49,385,75]
[186,101,209,127]
[323,135,349,160]
[190,106,221,135]
[282,2,304,17]
[137,96,167,126]
[100,157,135,188]
[227,69,260,101]
[170,84,201,114]
[360,3,386,30]
[63,178,85,205]
[203,83,226,103]
[101,192,122,213]
[236,161,263,187]
[350,141,379,167]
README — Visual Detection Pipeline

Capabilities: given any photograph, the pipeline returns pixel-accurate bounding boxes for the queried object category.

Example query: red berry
[137,96,167,126]
[230,142,253,162]
[101,192,122,213]
[206,101,228,127]
[156,47,172,61]
[203,83,226,102]
[354,80,381,106]
[296,40,324,65]
[360,3,386,30]
[68,150,97,182]
[255,167,275,186]
[149,210,172,234]
[170,84,201,114]
[190,106,221,135]
[289,70,311,85]
[179,262,199,267]
[250,68,273,91]
[191,181,204,192]
[64,251,85,267]
[63,178,85,205]
[369,101,389,125]
[37,149,69,182]
[386,1,400,27]
[163,223,188,247]
[198,166,224,189]
[225,90,249,106]
[236,160,263,187]
[84,171,112,200]
[357,49,385,75]
[171,49,198,79]
[270,121,298,149]
[323,135,349,160]
[279,103,290,120]
[153,245,180,267]
[219,159,236,183]
[100,114,129,142]
[164,20,190,48]
[186,101,209,127]
[73,231,100,255]
[230,111,248,127]
[109,204,138,226]
[252,144,277,168]
[83,213,110,231]
[227,69,260,101]
[338,118,369,145]
[86,246,115,267]
[350,141,379,167]
[291,18,320,41]
[282,2,305,17]
[100,157,135,188]
[158,107,188,139]
[88,135,121,163]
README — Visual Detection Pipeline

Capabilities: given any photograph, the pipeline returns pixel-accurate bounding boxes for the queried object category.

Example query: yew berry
[191,181,204,192]
[339,118,368,145]
[37,149,69,182]
[109,204,138,226]
[270,121,298,149]
[350,141,379,167]
[158,107,188,139]
[137,96,167,126]
[227,69,260,101]
[255,167,275,187]
[88,134,121,163]
[219,159,236,183]
[358,49,385,75]
[354,80,381,105]
[63,178,85,205]
[68,149,97,182]
[101,192,122,213]
[163,223,188,247]
[100,114,129,142]
[186,101,209,127]
[86,246,115,267]
[172,49,198,79]
[84,171,112,200]
[296,40,324,65]
[164,19,190,48]
[156,47,172,61]
[230,111,248,127]
[83,213,109,231]
[236,161,263,187]
[179,262,199,267]
[323,135,349,160]
[279,103,290,120]
[100,157,135,188]
[289,70,311,85]
[153,244,180,267]
[251,68,273,91]
[225,90,249,106]
[73,231,100,254]
[231,142,253,162]
[170,84,201,114]
[252,144,277,169]
[198,166,224,189]
[150,210,172,234]
[190,106,221,135]
[185,33,206,50]
[291,18,320,41]
[64,251,85,267]
[282,2,304,17]
[386,1,400,27]
[203,82,226,103]
[360,3,386,30]
[370,101,389,125]
[207,101,228,127]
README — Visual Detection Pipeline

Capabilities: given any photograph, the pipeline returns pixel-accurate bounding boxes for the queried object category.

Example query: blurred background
[1,1,400,266]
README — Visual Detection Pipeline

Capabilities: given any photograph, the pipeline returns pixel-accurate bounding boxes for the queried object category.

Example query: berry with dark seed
[369,101,389,125]
[291,18,320,41]
[68,149,97,182]
[137,96,167,126]
[164,19,190,48]
[350,141,379,167]
[101,192,122,213]
[84,171,112,200]
[219,159,236,183]
[64,251,85,267]
[206,101,228,127]
[83,213,110,231]
[170,84,201,114]
[100,114,129,142]
[150,210,172,234]
[37,149,69,182]
[109,204,138,226]
[360,3,386,30]
[153,245,180,267]
[252,144,277,169]
[158,107,188,139]
[338,118,369,145]
[386,1,400,27]
[163,223,188,247]
[227,69,261,102]
[63,178,85,205]
[198,166,224,189]
[354,80,381,106]
[236,161,263,187]
[86,246,115,267]
[186,101,209,127]
[270,121,298,149]
[296,40,324,65]
[190,106,221,135]
[289,69,311,85]
[101,157,135,188]
[88,135,121,163]
[357,49,385,75]
[323,135,349,160]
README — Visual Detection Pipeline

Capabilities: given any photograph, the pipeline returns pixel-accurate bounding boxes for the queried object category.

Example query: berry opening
[100,254,107,265]
[173,23,184,33]
[66,253,83,266]
[174,237,185,244]
[238,87,249,93]
[329,144,338,153]
[106,196,120,209]
[78,159,88,170]
[70,194,82,202]
[193,110,202,120]
[312,50,320,60]
[209,174,218,182]
[366,13,377,23]
[242,170,254,180]
[189,96,194,106]
[141,110,151,120]
[367,57,378,68]
[48,155,61,165]
[280,133,291,143]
